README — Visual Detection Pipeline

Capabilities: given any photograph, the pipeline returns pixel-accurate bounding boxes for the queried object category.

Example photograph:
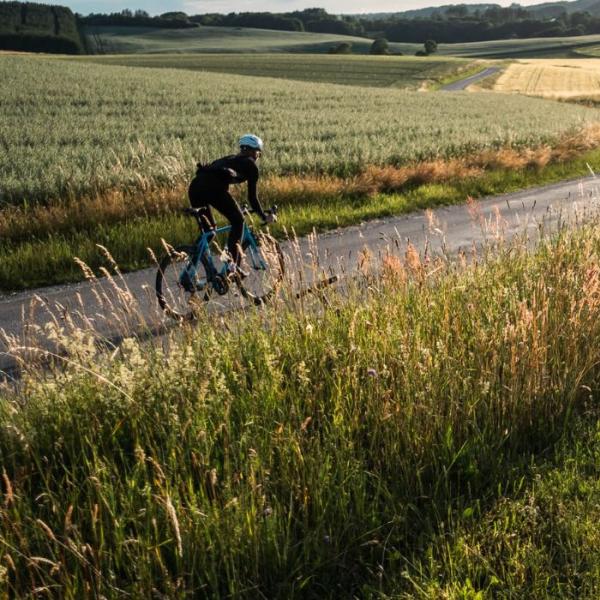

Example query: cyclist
[188,134,274,279]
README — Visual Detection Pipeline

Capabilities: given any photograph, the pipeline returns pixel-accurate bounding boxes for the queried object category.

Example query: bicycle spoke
[237,234,284,304]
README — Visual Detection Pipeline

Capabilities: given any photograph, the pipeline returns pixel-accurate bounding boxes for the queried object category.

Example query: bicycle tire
[155,245,210,320]
[236,233,285,305]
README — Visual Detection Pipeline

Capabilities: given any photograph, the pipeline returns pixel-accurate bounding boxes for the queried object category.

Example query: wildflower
[367,368,378,378]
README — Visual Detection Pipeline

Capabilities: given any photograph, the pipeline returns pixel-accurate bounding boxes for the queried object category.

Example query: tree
[328,41,352,54]
[446,5,469,19]
[307,18,356,35]
[161,12,188,20]
[370,37,389,55]
[424,39,438,54]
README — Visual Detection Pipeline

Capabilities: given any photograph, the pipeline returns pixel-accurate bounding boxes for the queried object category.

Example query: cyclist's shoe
[179,272,195,293]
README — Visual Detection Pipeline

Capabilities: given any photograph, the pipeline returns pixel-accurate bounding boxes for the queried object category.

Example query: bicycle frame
[180,222,267,290]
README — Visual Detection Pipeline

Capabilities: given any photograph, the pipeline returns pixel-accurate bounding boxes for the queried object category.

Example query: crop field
[80,53,475,89]
[491,58,600,100]
[3,219,600,596]
[3,55,597,206]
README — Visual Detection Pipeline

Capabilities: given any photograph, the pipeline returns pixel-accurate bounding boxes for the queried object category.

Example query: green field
[4,23,600,599]
[83,24,406,55]
[575,44,600,57]
[3,223,600,597]
[83,25,600,59]
[437,33,600,58]
[79,53,476,88]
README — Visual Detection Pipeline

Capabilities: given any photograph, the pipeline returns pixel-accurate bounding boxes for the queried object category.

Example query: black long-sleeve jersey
[195,154,265,219]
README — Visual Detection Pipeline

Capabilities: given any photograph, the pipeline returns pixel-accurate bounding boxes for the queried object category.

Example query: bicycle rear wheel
[236,233,285,305]
[155,245,209,320]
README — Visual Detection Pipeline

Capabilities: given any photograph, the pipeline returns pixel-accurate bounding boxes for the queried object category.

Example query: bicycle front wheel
[155,245,209,320]
[237,233,285,305]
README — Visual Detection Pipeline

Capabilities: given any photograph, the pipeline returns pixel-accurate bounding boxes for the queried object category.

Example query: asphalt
[2,174,600,379]
[442,66,501,91]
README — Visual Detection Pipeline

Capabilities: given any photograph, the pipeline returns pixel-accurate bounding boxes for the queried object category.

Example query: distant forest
[0,1,84,53]
[81,4,600,43]
[4,1,600,55]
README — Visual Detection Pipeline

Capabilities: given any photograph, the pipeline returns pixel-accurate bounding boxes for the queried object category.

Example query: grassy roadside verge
[2,142,600,291]
[394,415,600,597]
[2,224,600,596]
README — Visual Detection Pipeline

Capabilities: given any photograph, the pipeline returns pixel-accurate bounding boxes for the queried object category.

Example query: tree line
[79,8,365,37]
[80,9,197,29]
[0,1,84,54]
[78,5,600,43]
[380,10,600,43]
[4,1,600,56]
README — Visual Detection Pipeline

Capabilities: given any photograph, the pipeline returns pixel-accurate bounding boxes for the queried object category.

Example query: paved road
[442,67,501,91]
[1,175,600,378]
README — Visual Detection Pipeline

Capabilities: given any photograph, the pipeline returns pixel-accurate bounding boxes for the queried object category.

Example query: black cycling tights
[190,190,244,266]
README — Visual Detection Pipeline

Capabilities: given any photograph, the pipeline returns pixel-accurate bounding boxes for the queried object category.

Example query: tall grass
[4,128,596,246]
[401,416,600,597]
[2,221,600,596]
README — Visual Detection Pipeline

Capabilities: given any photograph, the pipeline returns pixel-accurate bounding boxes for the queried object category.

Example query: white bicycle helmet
[239,133,264,151]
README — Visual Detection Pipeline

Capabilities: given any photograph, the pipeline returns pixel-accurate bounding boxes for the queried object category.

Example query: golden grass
[492,58,600,99]
[2,124,600,244]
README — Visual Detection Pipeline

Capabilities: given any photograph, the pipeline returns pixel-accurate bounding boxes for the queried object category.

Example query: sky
[40,0,557,16]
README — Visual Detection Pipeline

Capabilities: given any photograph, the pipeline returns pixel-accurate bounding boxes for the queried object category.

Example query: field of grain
[3,54,597,206]
[80,53,475,89]
[492,58,600,99]
[4,22,600,598]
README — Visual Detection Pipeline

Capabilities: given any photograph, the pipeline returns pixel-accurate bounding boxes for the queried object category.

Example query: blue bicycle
[155,205,284,320]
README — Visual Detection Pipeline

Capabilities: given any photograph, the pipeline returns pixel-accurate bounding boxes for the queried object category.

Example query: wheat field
[492,58,600,99]
[2,54,598,205]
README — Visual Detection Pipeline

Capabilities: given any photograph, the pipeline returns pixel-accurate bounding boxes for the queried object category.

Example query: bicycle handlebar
[242,204,278,219]
[183,205,277,224]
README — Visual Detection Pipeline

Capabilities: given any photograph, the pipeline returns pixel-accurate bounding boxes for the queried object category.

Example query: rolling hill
[82,25,395,55]
[82,25,600,59]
